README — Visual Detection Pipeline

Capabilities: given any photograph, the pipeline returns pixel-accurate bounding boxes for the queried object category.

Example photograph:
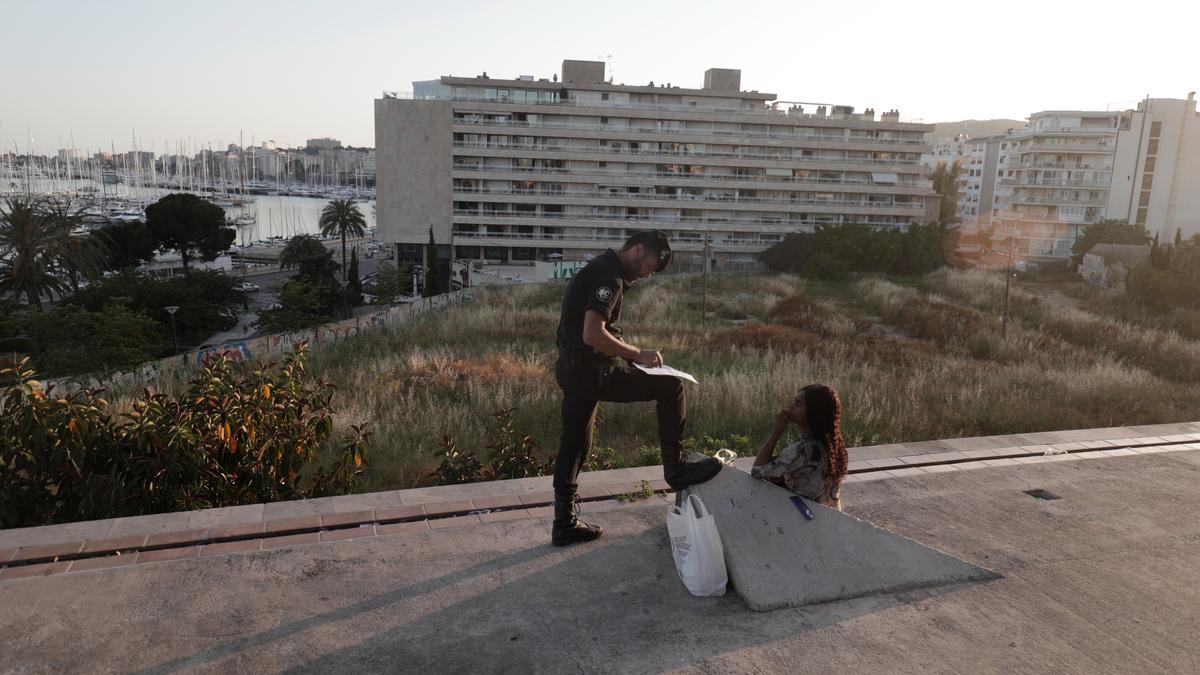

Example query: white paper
[633,363,699,384]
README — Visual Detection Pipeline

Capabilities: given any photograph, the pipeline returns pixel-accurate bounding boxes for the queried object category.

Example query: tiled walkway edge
[2,420,1199,580]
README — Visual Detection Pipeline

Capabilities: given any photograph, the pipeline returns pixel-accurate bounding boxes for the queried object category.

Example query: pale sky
[1,0,1195,154]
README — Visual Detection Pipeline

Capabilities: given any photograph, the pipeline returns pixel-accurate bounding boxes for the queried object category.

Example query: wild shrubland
[86,269,1200,493]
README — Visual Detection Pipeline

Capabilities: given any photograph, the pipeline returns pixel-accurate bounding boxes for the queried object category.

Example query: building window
[601,93,609,101]
[1150,121,1163,138]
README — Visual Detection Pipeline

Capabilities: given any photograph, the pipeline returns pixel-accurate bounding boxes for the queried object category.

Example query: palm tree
[279,234,336,279]
[318,199,366,281]
[42,199,107,297]
[0,198,68,310]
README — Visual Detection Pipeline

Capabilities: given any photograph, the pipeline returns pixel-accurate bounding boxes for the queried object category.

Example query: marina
[0,175,378,247]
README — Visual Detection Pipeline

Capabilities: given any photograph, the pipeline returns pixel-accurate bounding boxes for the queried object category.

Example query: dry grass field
[109,269,1200,491]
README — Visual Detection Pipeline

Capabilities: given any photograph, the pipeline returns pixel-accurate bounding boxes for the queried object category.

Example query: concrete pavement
[3,442,1200,672]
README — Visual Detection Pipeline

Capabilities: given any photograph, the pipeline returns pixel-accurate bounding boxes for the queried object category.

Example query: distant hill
[928,119,1026,140]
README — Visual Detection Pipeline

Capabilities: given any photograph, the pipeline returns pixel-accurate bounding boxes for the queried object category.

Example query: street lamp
[165,305,180,353]
[1002,236,1016,340]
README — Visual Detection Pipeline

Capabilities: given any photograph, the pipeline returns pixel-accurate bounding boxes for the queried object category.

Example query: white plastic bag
[667,492,728,597]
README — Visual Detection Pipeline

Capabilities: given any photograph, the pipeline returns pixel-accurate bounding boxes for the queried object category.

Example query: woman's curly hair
[801,384,847,482]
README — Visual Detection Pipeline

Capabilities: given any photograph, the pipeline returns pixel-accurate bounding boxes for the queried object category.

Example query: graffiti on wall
[197,342,252,366]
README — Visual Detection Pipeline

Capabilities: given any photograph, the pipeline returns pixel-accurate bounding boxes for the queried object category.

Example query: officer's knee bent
[656,377,684,402]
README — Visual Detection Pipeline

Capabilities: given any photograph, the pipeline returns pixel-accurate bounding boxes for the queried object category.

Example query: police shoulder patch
[595,286,613,303]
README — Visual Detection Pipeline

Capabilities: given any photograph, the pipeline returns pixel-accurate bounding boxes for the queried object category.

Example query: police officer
[551,230,722,546]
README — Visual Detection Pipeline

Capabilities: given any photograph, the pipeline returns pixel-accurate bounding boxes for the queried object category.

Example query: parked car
[238,282,260,292]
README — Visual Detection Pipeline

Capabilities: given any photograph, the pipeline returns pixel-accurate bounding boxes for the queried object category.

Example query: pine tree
[424,227,440,297]
[346,247,364,307]
[928,161,961,226]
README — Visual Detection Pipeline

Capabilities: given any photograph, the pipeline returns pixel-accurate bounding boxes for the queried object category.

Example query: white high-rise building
[375,59,937,267]
[995,111,1120,261]
[1106,93,1200,242]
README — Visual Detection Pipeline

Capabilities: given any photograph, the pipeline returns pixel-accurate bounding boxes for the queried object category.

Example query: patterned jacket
[751,434,842,508]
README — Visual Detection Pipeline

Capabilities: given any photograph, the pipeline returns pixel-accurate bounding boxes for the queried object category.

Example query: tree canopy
[144,193,235,273]
[1070,220,1150,266]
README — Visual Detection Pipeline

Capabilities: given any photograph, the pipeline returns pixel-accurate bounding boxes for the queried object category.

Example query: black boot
[662,451,723,491]
[551,494,603,547]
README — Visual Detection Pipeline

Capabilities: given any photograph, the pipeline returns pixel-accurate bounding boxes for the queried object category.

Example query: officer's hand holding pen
[636,349,663,368]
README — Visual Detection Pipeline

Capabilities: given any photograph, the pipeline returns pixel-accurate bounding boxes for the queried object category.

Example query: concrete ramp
[691,467,999,611]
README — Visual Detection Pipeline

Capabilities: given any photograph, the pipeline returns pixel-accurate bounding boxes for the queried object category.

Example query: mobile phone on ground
[790,495,814,520]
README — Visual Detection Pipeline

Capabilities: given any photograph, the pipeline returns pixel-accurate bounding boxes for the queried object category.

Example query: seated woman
[750,384,848,510]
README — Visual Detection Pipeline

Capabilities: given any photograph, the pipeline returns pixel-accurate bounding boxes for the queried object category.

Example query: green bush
[430,408,553,485]
[428,435,483,485]
[0,299,169,377]
[69,269,245,345]
[1070,220,1149,266]
[483,407,552,480]
[0,343,366,528]
[683,433,755,457]
[1131,265,1200,311]
[366,263,412,304]
[803,253,850,280]
[0,270,246,376]
[256,276,344,332]
[763,222,955,278]
[584,445,630,472]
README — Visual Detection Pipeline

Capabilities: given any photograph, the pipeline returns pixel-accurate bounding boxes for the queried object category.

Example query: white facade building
[922,134,970,170]
[377,60,937,266]
[1106,93,1200,242]
[995,111,1120,261]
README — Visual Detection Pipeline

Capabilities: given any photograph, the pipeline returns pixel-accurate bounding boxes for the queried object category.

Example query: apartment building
[957,135,1016,226]
[992,111,1120,260]
[1106,93,1200,242]
[375,59,937,268]
[922,134,969,169]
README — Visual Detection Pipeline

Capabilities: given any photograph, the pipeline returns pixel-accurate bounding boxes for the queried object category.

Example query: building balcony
[451,164,930,191]
[1013,196,1108,207]
[451,210,916,231]
[452,141,922,168]
[1015,143,1115,154]
[1010,127,1117,136]
[999,178,1111,189]
[450,117,927,148]
[451,186,925,212]
[1007,161,1113,171]
[447,229,776,253]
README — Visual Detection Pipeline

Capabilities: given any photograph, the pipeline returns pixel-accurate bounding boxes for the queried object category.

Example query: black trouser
[553,355,686,497]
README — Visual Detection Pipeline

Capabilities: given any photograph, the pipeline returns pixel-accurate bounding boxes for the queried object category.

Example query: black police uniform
[552,249,687,498]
